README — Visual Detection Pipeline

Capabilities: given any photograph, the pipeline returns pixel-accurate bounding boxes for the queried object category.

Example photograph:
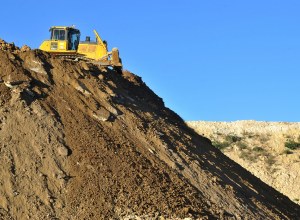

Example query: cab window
[51,29,66,40]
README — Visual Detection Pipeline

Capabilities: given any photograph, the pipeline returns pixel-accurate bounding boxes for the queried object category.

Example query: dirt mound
[0,38,31,53]
[0,46,299,219]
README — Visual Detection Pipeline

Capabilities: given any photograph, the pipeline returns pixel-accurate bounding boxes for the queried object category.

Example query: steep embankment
[187,120,300,205]
[0,39,300,219]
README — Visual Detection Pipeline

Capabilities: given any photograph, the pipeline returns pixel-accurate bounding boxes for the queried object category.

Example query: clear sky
[1,1,299,122]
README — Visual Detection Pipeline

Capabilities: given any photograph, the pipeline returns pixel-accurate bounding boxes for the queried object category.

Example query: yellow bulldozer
[39,26,122,68]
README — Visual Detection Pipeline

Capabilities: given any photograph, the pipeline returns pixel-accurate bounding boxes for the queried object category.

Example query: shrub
[259,134,270,142]
[242,131,258,139]
[285,140,300,150]
[240,151,256,162]
[266,155,276,166]
[237,142,248,150]
[213,141,231,151]
[283,149,293,155]
[253,146,265,152]
[225,134,242,143]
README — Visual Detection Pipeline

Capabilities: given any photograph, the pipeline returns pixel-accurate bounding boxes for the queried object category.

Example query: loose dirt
[0,40,299,219]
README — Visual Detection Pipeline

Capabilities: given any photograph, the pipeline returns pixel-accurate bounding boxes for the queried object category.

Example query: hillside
[187,120,300,205]
[0,39,300,219]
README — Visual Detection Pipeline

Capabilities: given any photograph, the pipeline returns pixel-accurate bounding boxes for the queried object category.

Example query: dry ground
[0,40,299,219]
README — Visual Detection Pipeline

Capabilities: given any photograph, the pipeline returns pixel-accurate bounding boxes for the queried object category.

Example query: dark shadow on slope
[102,69,300,218]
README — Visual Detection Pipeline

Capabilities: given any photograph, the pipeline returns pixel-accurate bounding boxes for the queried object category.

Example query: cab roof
[49,26,79,31]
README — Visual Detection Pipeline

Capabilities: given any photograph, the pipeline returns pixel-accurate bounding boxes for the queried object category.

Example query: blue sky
[1,1,299,122]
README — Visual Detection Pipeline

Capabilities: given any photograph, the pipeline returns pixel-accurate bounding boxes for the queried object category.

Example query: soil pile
[0,41,299,219]
[0,38,31,53]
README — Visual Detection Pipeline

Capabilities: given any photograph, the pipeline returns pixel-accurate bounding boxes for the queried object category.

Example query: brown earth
[0,39,299,219]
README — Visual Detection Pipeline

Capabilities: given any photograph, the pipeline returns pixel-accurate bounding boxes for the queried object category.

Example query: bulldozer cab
[40,26,80,52]
[50,27,80,51]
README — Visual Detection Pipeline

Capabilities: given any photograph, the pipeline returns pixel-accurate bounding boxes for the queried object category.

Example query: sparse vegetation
[253,146,265,152]
[240,151,257,162]
[237,142,248,150]
[187,121,300,205]
[212,134,243,151]
[285,140,300,150]
[225,134,242,143]
[213,141,231,151]
[242,131,259,139]
[266,155,276,166]
[283,149,293,155]
[259,134,270,142]
[239,147,275,166]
